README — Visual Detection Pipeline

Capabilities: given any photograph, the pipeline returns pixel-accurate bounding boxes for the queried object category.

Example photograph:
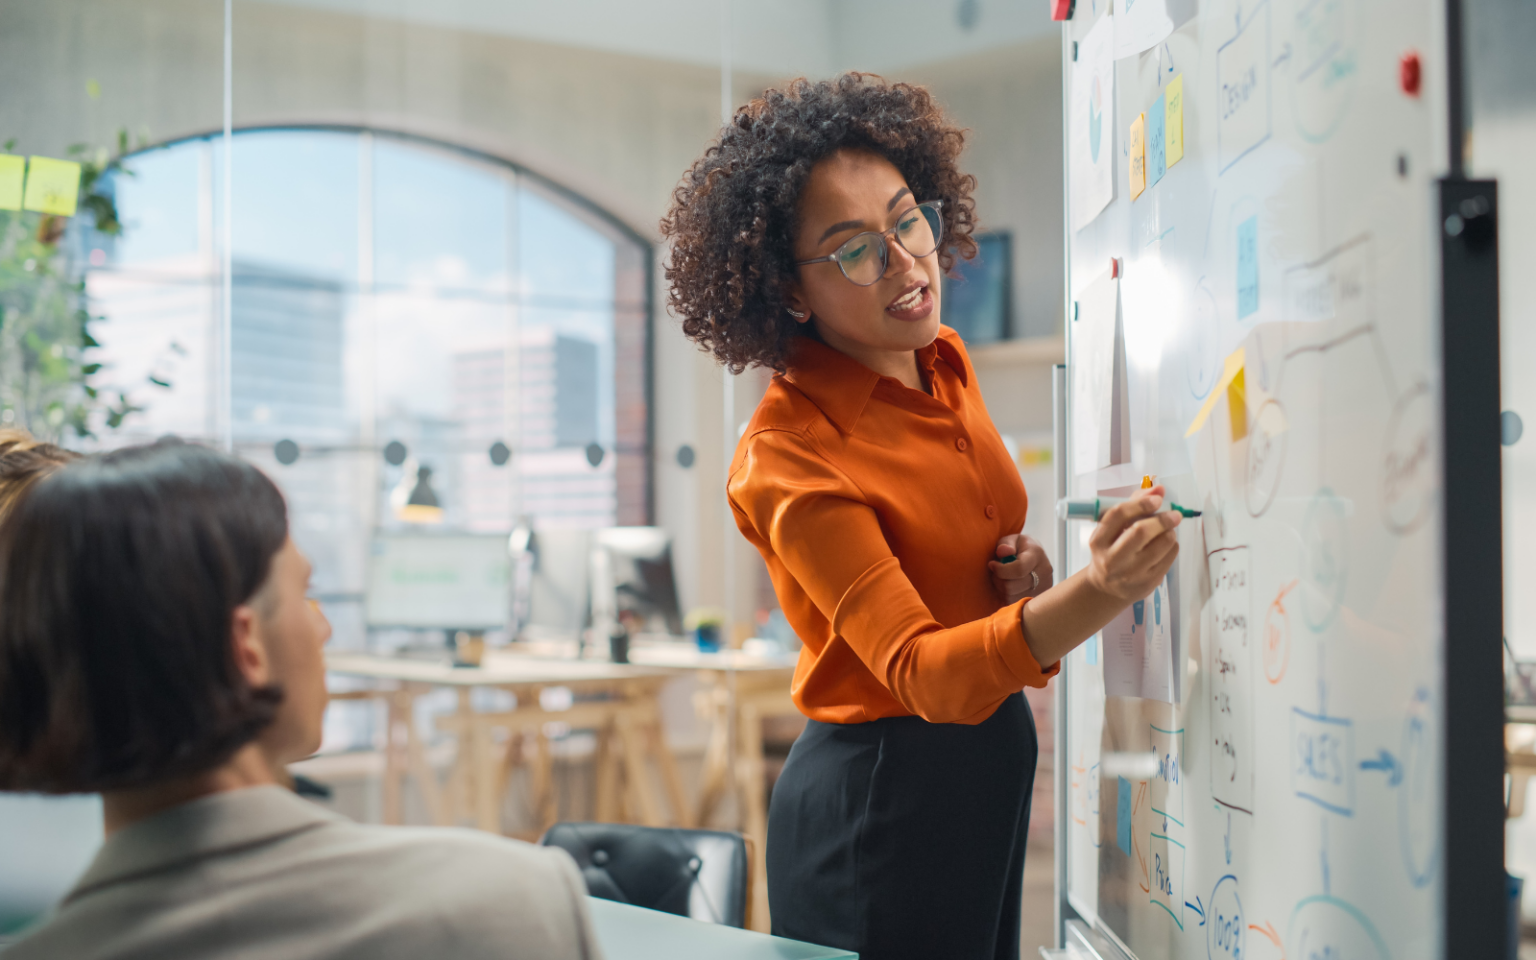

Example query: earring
[787,308,807,319]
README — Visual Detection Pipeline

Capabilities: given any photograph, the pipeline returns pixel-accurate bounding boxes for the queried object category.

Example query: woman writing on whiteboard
[662,74,1181,960]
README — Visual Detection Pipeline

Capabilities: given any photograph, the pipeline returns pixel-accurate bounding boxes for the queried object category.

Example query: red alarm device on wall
[1051,0,1075,20]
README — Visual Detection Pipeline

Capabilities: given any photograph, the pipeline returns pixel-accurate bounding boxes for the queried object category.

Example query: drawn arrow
[1273,41,1293,69]
[1186,895,1206,926]
[1360,748,1404,787]
[1249,920,1284,957]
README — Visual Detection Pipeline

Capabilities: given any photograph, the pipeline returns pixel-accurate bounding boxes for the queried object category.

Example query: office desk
[624,644,802,934]
[324,652,688,834]
[589,898,856,960]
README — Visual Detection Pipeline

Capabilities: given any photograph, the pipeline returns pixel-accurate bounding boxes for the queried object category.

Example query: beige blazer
[5,785,602,960]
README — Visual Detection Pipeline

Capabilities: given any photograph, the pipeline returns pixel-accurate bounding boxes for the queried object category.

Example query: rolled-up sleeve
[730,428,1058,724]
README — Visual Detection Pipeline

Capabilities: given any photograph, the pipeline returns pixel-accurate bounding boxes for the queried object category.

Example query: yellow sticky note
[1129,113,1147,200]
[1227,367,1247,441]
[0,156,24,211]
[1165,74,1184,167]
[23,156,82,217]
[1185,348,1245,437]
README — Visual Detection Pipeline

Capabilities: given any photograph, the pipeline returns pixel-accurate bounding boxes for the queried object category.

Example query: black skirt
[766,692,1038,960]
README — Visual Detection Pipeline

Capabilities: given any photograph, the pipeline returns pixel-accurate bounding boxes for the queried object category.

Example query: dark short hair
[0,440,289,793]
[660,72,979,373]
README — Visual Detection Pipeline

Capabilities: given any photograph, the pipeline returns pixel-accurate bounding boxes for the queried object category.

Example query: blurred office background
[0,0,1069,946]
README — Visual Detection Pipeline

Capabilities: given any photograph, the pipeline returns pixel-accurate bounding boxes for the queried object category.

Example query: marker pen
[1055,496,1202,521]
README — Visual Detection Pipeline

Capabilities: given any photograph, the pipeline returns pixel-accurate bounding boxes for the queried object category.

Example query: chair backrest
[539,822,749,928]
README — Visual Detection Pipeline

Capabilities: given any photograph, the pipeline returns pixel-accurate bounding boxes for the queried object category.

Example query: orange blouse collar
[779,328,970,434]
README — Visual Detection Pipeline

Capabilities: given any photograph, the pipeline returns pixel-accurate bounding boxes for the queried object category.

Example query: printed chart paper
[1113,0,1197,59]
[1071,266,1131,477]
[1071,14,1116,232]
[1102,573,1179,703]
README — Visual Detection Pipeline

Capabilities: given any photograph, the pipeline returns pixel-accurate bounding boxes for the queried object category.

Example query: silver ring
[1030,570,1040,592]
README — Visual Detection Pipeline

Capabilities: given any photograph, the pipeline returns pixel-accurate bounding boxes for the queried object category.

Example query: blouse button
[985,505,998,519]
[955,437,969,452]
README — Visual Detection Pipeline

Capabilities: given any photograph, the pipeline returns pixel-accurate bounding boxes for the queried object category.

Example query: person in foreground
[0,441,602,960]
[663,74,1181,960]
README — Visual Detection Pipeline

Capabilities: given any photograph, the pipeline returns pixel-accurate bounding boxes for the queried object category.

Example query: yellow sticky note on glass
[1165,74,1184,167]
[1226,367,1247,441]
[23,156,82,217]
[1185,348,1245,437]
[0,156,24,211]
[1129,113,1147,200]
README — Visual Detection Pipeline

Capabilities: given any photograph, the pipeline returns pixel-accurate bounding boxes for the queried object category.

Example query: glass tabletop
[587,898,857,960]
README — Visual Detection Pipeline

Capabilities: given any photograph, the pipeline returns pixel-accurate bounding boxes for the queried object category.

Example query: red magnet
[1051,0,1075,20]
[1400,50,1422,97]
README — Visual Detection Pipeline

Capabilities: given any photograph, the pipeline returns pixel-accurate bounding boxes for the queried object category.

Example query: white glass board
[365,533,511,630]
[1061,1,1447,958]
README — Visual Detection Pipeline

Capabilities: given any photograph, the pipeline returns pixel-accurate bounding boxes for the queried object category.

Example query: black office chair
[539,822,750,928]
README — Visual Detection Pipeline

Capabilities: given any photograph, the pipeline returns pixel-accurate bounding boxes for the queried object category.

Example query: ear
[229,604,272,688]
[784,281,813,325]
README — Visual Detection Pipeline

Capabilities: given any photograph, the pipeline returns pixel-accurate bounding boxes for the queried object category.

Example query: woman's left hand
[988,534,1053,604]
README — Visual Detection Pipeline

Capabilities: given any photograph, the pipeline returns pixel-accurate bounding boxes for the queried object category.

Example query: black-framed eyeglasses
[795,200,944,287]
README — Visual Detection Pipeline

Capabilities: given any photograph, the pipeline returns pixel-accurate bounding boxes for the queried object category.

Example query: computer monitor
[364,532,511,631]
[590,527,684,636]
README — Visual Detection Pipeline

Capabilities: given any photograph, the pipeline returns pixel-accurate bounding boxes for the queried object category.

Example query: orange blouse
[728,326,1059,726]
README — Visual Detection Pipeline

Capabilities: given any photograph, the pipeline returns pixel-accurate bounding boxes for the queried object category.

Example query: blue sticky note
[1148,94,1167,187]
[1117,776,1133,856]
[1087,634,1099,665]
[1237,215,1259,319]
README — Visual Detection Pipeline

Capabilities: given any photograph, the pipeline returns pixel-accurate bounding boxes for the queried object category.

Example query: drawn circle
[1299,488,1349,633]
[1186,279,1221,399]
[1399,688,1440,887]
[1207,875,1245,960]
[675,443,696,468]
[584,442,605,468]
[273,438,299,466]
[1262,591,1290,684]
[1287,895,1391,960]
[1289,0,1361,144]
[488,440,511,466]
[1380,382,1435,534]
[1245,399,1288,517]
[383,439,408,466]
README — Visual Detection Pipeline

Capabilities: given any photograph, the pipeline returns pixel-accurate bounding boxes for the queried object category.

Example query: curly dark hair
[661,73,978,373]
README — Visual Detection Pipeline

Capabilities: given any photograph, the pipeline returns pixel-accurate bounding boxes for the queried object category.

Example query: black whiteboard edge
[1438,178,1505,957]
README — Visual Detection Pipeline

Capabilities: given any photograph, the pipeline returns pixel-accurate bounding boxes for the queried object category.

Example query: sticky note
[1227,367,1247,441]
[0,156,23,211]
[1129,113,1147,200]
[1148,94,1167,188]
[1087,634,1100,665]
[22,156,82,217]
[1166,74,1184,167]
[1117,775,1133,856]
[1237,215,1259,319]
[1185,348,1245,437]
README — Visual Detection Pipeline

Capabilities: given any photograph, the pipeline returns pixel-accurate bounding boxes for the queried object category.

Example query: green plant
[0,130,145,441]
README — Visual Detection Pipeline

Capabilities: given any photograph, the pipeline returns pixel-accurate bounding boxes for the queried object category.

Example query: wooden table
[1507,705,1536,817]
[325,651,690,836]
[625,644,802,932]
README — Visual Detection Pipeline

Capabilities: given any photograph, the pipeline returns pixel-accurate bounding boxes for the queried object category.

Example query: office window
[83,128,650,648]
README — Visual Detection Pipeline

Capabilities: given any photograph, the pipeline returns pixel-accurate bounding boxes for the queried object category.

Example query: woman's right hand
[1085,486,1182,602]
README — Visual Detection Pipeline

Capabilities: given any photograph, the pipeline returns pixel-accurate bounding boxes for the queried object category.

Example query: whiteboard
[1061,1,1447,958]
